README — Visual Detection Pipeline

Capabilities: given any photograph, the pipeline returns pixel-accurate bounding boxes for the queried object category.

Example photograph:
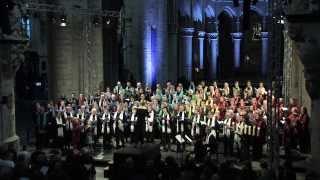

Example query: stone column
[48,0,104,98]
[231,32,242,71]
[0,3,27,150]
[179,28,194,81]
[261,32,269,76]
[48,16,73,99]
[305,69,320,177]
[88,0,103,93]
[195,31,205,69]
[0,45,20,150]
[310,99,320,176]
[207,32,218,80]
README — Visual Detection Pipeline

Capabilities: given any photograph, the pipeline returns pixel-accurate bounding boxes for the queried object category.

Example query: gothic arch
[193,3,203,22]
[217,6,237,20]
[178,0,193,27]
[240,10,263,78]
[205,5,216,32]
[204,5,217,80]
[205,5,215,19]
[240,5,265,17]
[217,8,235,79]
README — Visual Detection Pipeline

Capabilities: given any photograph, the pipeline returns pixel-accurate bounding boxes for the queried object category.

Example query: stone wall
[48,0,103,98]
[283,31,312,114]
[284,18,320,177]
[122,0,168,85]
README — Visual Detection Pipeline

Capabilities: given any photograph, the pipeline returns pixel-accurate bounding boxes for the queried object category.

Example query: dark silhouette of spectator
[0,149,16,180]
[279,160,296,180]
[240,161,257,180]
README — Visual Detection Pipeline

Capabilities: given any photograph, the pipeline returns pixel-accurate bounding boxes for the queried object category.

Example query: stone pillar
[0,45,20,149]
[179,28,194,81]
[305,69,320,177]
[88,0,103,93]
[207,32,218,80]
[261,32,269,76]
[195,31,205,69]
[48,17,73,99]
[0,3,27,150]
[310,99,320,176]
[49,0,104,98]
[231,32,242,70]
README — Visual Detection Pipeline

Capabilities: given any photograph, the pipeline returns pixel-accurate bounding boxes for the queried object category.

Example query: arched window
[21,17,31,39]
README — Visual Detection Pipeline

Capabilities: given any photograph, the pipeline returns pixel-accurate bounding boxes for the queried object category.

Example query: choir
[32,80,310,159]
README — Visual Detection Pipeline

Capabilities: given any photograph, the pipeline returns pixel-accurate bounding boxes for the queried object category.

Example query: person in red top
[278,98,286,120]
[288,98,299,114]
[298,106,310,153]
[253,113,266,159]
[72,118,82,150]
[287,107,300,150]
[238,99,246,112]
[251,98,259,111]
[78,94,86,106]
[218,97,226,121]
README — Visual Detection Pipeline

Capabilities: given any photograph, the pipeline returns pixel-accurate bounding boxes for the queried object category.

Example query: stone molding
[196,31,206,38]
[180,28,195,37]
[206,32,218,39]
[231,32,243,40]
[261,32,269,39]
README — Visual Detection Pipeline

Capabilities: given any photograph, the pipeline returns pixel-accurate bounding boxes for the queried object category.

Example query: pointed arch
[205,5,215,18]
[240,5,265,17]
[218,6,237,19]
[193,3,203,22]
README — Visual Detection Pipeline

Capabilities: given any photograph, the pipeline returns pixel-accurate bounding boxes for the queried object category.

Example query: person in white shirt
[256,82,267,97]
[161,107,171,151]
[88,108,100,146]
[114,105,125,148]
[101,106,113,149]
[206,111,218,155]
[56,111,66,150]
[146,105,154,142]
[129,106,137,143]
[176,104,186,152]
[223,110,235,156]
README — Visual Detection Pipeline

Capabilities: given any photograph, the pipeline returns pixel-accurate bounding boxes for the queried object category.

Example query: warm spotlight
[60,15,67,27]
[93,15,101,25]
[106,18,111,25]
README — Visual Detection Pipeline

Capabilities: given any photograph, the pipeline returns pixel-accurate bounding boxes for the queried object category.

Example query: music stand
[135,106,148,147]
[175,134,186,165]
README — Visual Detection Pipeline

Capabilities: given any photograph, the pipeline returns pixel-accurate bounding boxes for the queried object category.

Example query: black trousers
[115,128,125,148]
[146,130,154,142]
[224,135,234,156]
[134,125,145,145]
[162,133,171,150]
[103,132,113,148]
[35,130,47,150]
[299,130,311,153]
[253,138,263,160]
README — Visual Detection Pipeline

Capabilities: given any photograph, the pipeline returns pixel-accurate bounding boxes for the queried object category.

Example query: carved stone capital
[287,23,306,42]
[196,31,206,38]
[206,33,218,39]
[231,32,243,40]
[304,66,320,100]
[298,37,320,99]
[180,28,195,37]
[297,37,320,67]
[261,32,269,39]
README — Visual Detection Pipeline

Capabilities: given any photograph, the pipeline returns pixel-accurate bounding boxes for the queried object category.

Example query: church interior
[1,0,320,180]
